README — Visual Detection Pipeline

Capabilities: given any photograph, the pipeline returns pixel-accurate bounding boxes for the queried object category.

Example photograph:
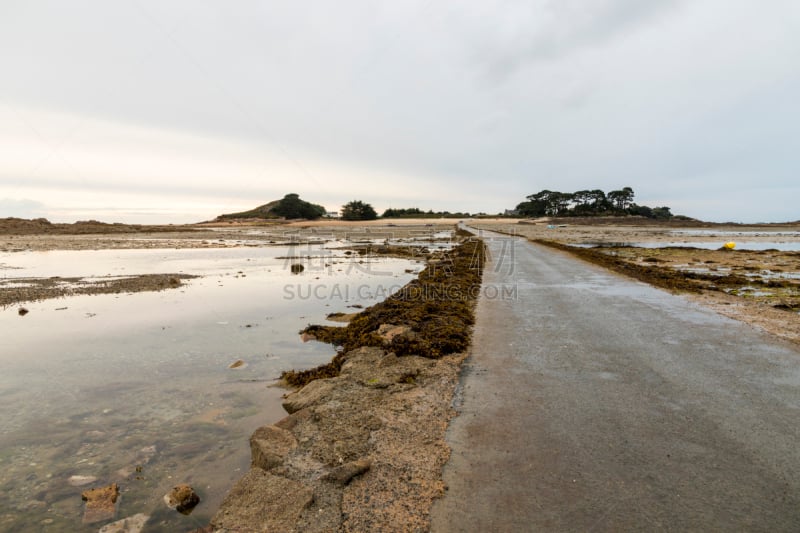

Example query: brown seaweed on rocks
[534,240,794,294]
[282,238,486,387]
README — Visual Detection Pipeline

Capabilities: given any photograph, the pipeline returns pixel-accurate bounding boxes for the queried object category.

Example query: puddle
[747,270,800,281]
[0,244,421,532]
[725,286,776,297]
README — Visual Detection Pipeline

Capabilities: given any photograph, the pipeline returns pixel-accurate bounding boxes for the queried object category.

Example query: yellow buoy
[723,241,736,250]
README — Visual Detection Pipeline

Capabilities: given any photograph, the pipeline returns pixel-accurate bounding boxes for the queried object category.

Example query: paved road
[431,232,800,532]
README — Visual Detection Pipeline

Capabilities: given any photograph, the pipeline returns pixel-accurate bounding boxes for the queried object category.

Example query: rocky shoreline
[208,237,486,532]
[210,346,467,532]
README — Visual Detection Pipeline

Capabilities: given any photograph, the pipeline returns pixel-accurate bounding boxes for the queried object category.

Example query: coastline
[209,237,486,531]
[3,218,797,530]
[471,220,800,345]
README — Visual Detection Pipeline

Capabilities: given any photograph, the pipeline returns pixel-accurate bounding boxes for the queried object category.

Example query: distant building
[504,209,520,216]
[325,211,340,219]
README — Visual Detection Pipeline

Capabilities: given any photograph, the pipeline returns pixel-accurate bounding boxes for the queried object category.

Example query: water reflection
[0,244,420,532]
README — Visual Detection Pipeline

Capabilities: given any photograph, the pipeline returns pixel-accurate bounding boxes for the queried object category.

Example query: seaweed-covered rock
[163,484,200,515]
[81,483,119,524]
[377,323,412,343]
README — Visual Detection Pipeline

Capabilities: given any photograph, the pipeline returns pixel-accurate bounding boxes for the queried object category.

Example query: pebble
[68,475,97,487]
[98,512,149,533]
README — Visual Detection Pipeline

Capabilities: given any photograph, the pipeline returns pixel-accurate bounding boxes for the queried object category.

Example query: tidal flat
[472,220,800,345]
[0,224,453,532]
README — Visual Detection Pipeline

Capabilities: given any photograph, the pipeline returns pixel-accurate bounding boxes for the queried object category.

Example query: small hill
[0,217,193,235]
[217,193,326,221]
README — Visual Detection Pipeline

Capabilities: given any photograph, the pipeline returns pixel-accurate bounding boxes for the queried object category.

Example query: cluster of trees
[516,188,672,220]
[270,193,326,219]
[341,200,378,220]
[382,207,470,218]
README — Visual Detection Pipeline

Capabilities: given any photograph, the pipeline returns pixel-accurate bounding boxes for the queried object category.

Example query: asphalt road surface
[431,231,800,532]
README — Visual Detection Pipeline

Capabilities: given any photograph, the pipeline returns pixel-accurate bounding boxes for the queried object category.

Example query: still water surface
[0,244,421,532]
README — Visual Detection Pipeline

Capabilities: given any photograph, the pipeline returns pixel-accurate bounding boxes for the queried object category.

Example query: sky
[1,1,799,224]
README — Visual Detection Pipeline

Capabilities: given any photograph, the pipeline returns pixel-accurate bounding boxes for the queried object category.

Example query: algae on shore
[282,237,486,387]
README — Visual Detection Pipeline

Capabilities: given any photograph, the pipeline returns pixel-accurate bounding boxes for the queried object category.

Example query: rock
[282,377,341,414]
[18,307,29,316]
[250,425,298,470]
[211,469,313,531]
[98,513,149,533]
[338,347,428,389]
[326,311,359,323]
[228,359,246,369]
[163,484,200,515]
[274,408,313,431]
[187,526,215,533]
[68,474,97,487]
[81,483,119,524]
[322,458,372,486]
[377,323,412,343]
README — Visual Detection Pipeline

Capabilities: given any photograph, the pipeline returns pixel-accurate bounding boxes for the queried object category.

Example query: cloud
[0,1,799,223]
[461,0,684,82]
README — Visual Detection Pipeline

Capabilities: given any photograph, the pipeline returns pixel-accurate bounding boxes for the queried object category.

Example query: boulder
[282,377,341,414]
[322,458,372,486]
[250,425,298,470]
[163,484,200,515]
[211,469,313,531]
[274,408,313,431]
[81,483,119,524]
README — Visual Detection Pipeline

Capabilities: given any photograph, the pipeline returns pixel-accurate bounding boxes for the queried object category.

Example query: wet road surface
[431,232,800,532]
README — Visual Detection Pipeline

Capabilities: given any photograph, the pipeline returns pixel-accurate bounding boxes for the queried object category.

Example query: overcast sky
[1,1,798,223]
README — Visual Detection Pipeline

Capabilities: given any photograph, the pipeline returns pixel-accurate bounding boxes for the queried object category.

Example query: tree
[607,187,635,211]
[514,187,673,219]
[341,200,378,221]
[627,204,653,218]
[383,207,423,218]
[571,190,593,214]
[552,192,574,216]
[587,189,609,211]
[271,193,326,219]
[652,206,673,220]
[516,198,547,217]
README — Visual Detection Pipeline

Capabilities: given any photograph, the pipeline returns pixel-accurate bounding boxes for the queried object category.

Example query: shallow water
[670,230,800,237]
[0,243,423,532]
[573,242,800,251]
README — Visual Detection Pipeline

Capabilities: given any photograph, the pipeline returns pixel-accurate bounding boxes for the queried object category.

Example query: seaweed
[281,237,486,387]
[534,240,795,294]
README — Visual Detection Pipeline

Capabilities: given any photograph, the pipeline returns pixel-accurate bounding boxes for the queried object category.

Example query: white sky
[1,1,798,223]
